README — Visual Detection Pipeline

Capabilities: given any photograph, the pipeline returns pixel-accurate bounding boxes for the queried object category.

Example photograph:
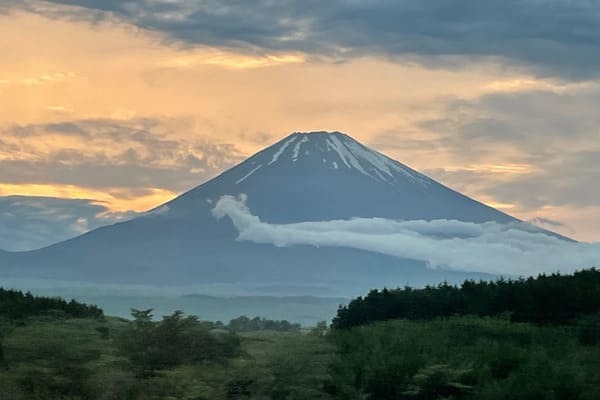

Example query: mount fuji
[0,131,552,298]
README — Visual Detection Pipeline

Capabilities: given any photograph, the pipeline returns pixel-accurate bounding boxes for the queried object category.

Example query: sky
[1,0,599,250]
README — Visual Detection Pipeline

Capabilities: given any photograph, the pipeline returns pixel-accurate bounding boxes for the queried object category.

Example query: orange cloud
[0,71,77,86]
[444,163,538,175]
[0,184,176,212]
[483,78,591,93]
[160,50,306,70]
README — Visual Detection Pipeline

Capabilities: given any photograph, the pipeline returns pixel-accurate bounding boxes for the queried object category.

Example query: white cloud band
[212,195,600,276]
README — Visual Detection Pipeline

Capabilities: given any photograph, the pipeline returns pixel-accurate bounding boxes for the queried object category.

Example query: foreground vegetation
[1,270,600,399]
[0,312,330,399]
[329,316,600,399]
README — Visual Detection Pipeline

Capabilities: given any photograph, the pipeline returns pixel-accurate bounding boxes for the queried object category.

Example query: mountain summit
[2,131,531,295]
[166,131,515,224]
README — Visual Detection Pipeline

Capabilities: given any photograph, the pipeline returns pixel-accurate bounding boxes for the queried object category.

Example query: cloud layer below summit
[213,195,600,276]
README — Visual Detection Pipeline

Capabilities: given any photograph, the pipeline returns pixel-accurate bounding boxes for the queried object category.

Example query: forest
[0,288,103,320]
[333,268,600,328]
[1,269,599,399]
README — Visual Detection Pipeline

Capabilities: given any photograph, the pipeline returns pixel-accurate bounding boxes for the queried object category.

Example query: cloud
[212,195,600,276]
[0,71,77,86]
[486,161,600,209]
[0,195,139,251]
[364,85,600,243]
[528,217,565,229]
[8,0,600,79]
[0,117,244,193]
[415,86,600,211]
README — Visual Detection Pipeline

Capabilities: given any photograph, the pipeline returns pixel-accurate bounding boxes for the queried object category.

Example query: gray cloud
[415,87,600,209]
[0,195,138,251]
[0,118,243,192]
[7,0,600,78]
[487,155,600,209]
[213,195,600,276]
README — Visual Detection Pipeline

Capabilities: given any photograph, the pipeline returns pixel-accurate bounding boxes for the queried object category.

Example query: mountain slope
[1,132,538,295]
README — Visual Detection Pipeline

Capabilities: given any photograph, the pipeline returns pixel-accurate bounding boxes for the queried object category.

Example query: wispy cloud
[528,217,565,229]
[0,117,244,208]
[213,195,600,276]
[159,50,305,70]
[0,71,77,86]
[418,86,600,211]
[0,184,176,213]
[0,195,138,251]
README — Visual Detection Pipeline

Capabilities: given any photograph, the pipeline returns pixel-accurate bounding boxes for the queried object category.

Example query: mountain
[164,131,517,223]
[0,131,541,296]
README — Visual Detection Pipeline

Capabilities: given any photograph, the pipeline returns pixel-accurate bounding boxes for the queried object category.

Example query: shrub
[116,309,241,376]
[578,313,600,346]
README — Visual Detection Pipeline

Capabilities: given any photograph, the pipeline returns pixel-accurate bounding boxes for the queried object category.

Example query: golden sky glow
[0,183,176,213]
[1,7,599,242]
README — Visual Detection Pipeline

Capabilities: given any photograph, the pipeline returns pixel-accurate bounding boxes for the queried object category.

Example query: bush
[578,313,600,346]
[228,315,301,332]
[116,309,241,376]
[403,364,473,399]
[327,317,600,399]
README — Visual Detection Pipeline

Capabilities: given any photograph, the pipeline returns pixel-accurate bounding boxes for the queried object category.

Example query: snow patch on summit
[326,135,352,169]
[344,140,394,177]
[343,139,430,185]
[259,131,431,187]
[319,133,429,185]
[292,136,309,161]
[268,136,297,165]
[236,164,262,184]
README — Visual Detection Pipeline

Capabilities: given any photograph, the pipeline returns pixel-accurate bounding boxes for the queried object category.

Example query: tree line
[0,287,103,320]
[332,268,600,329]
[227,315,301,332]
